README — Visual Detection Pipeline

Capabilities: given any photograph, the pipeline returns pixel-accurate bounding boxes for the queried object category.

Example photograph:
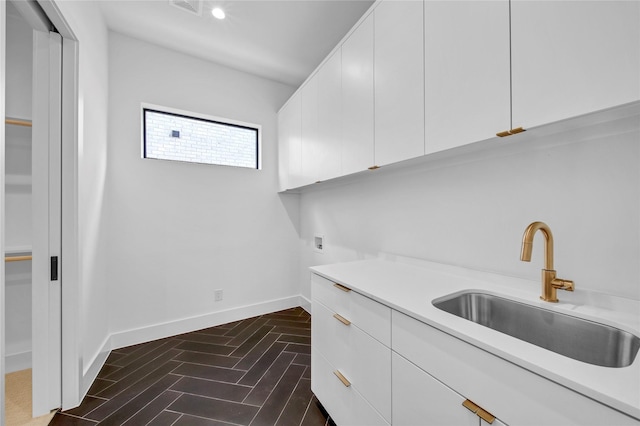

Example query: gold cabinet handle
[477,408,495,424]
[333,370,351,387]
[333,283,351,292]
[368,165,380,170]
[462,399,495,424]
[496,127,526,137]
[333,313,351,326]
[462,399,479,414]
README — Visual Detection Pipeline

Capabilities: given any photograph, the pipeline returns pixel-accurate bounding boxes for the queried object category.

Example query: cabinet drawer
[312,300,392,422]
[392,311,638,426]
[393,352,478,426]
[311,273,391,346]
[311,348,389,426]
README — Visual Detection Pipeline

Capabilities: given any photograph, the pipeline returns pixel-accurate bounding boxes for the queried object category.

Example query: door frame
[36,0,82,411]
[1,0,81,420]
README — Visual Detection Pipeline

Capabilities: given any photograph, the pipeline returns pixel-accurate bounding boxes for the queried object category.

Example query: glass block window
[142,106,260,169]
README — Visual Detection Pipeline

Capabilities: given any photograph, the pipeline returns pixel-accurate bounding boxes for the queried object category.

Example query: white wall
[106,33,299,341]
[50,0,110,390]
[299,114,640,301]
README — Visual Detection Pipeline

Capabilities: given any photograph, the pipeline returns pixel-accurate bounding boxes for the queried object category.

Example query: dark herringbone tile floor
[50,307,333,426]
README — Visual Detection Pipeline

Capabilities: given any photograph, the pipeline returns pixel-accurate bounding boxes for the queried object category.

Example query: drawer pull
[333,370,351,387]
[496,127,526,137]
[462,399,479,414]
[477,408,495,424]
[333,313,351,326]
[333,283,351,292]
[462,399,495,424]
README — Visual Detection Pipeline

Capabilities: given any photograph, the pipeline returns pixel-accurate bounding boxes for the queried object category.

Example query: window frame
[141,103,262,170]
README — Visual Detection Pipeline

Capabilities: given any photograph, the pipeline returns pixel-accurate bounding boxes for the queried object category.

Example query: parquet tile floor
[49,307,334,426]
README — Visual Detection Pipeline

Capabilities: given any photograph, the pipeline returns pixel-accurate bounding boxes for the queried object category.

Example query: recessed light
[211,7,225,19]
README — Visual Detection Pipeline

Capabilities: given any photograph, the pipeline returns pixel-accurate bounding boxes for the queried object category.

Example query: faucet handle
[551,278,574,292]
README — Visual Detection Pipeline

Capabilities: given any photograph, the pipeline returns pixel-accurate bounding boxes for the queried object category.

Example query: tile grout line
[273,365,307,426]
[235,335,282,381]
[245,355,297,424]
[143,391,184,426]
[85,359,185,421]
[117,384,183,425]
[298,393,316,426]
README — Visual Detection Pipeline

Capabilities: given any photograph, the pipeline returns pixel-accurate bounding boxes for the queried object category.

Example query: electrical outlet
[214,289,223,302]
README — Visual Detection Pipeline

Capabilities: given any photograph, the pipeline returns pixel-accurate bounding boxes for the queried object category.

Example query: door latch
[51,256,58,281]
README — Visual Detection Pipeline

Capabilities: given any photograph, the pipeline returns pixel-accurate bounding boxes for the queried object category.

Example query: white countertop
[310,256,640,420]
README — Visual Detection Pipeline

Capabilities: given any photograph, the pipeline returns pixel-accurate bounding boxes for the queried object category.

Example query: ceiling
[98,0,375,88]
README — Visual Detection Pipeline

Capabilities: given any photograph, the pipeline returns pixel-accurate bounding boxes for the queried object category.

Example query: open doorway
[4,0,62,422]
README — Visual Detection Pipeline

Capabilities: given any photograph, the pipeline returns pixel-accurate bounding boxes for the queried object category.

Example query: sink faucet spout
[520,221,554,269]
[520,221,574,302]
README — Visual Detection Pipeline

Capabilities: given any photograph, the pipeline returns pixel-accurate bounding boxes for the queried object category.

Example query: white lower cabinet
[392,352,482,426]
[311,348,389,426]
[392,310,638,426]
[311,274,638,425]
[311,273,391,424]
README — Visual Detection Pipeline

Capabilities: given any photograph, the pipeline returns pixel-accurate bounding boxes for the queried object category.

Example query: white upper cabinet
[374,0,425,167]
[300,73,320,185]
[511,0,640,129]
[424,1,510,154]
[277,92,301,191]
[342,12,375,175]
[317,50,343,182]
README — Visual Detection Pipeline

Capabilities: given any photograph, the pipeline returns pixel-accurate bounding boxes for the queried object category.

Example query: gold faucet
[520,221,574,302]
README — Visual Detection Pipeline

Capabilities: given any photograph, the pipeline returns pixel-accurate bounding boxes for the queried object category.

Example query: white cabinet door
[277,92,301,191]
[374,0,424,167]
[511,0,640,129]
[300,74,319,186]
[393,352,479,426]
[342,12,375,175]
[425,1,510,153]
[317,50,342,181]
[312,348,389,426]
[312,300,392,422]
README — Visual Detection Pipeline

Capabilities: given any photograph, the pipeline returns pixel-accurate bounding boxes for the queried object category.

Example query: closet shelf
[5,255,32,262]
[5,117,32,127]
[4,247,32,262]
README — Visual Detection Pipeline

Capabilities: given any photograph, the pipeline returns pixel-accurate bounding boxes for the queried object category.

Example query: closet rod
[5,255,33,262]
[5,118,32,127]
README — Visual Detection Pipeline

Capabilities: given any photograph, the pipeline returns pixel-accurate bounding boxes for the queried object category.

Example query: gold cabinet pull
[462,399,495,424]
[496,127,526,137]
[368,165,380,170]
[462,399,479,413]
[477,408,496,424]
[333,283,351,292]
[333,313,351,326]
[333,370,351,387]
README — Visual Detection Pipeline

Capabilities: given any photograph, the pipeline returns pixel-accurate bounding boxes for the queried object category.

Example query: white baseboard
[110,295,303,350]
[78,294,309,407]
[6,351,31,373]
[82,337,111,397]
[299,294,311,314]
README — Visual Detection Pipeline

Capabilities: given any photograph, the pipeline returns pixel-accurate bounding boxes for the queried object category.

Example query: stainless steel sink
[432,291,640,368]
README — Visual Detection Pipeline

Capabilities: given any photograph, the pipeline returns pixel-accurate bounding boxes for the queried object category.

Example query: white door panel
[32,29,62,416]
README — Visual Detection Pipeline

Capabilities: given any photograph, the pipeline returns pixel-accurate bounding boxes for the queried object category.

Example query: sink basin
[432,291,640,368]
